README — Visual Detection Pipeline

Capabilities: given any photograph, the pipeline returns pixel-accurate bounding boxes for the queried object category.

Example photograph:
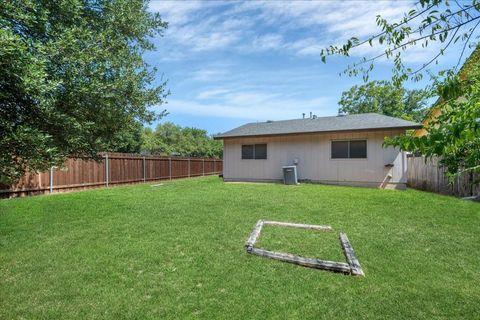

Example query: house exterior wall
[222,129,408,189]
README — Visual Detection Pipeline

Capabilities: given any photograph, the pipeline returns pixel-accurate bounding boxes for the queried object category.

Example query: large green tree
[142,122,223,158]
[0,0,168,184]
[107,120,145,154]
[321,0,480,181]
[338,81,429,122]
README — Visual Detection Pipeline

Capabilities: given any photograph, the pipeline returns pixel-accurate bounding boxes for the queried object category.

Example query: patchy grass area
[1,176,479,319]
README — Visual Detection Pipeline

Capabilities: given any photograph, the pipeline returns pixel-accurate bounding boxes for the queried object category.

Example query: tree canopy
[142,122,223,158]
[0,0,167,183]
[338,81,429,122]
[107,121,145,154]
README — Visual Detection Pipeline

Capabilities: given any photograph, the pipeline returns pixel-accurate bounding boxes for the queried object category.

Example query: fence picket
[407,155,478,198]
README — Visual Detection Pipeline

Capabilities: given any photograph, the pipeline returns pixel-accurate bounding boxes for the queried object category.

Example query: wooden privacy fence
[1,152,223,198]
[407,155,479,198]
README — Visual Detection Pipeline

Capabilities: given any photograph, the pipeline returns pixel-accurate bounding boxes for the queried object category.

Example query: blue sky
[145,0,473,135]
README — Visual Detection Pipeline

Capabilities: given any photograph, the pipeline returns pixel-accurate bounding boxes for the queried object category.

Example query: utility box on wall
[282,166,298,185]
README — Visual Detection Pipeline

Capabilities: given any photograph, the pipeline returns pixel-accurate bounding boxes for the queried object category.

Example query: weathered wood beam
[339,232,365,277]
[245,220,264,250]
[249,247,351,274]
[263,220,332,231]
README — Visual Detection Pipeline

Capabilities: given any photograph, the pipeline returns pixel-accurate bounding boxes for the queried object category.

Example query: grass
[0,176,479,319]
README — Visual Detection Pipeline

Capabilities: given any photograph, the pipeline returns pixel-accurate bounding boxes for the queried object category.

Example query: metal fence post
[143,156,146,182]
[105,153,109,187]
[213,159,216,174]
[202,159,205,176]
[188,158,190,177]
[49,166,54,194]
[169,157,172,180]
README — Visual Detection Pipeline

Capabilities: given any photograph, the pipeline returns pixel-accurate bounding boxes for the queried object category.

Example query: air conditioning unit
[282,166,298,185]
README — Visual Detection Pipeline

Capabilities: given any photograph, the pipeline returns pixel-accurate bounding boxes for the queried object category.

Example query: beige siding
[223,130,407,189]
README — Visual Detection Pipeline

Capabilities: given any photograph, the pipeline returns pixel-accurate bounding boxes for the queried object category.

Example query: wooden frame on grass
[245,220,364,276]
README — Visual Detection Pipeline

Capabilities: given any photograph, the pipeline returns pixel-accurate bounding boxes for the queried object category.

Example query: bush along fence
[407,155,479,198]
[0,152,223,198]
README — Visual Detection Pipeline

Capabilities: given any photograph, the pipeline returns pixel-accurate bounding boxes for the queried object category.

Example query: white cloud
[190,68,229,81]
[163,20,241,52]
[232,1,412,38]
[149,1,210,25]
[238,1,417,58]
[150,2,242,52]
[161,89,335,120]
[287,38,326,56]
[242,0,442,64]
[194,32,241,51]
[251,34,284,51]
[196,88,232,99]
[148,0,424,62]
[318,3,413,38]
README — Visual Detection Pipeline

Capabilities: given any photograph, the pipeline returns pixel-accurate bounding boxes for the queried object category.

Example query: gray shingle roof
[214,113,422,139]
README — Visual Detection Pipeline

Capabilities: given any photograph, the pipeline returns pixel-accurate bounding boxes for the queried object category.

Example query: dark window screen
[254,144,267,159]
[349,140,367,158]
[242,145,254,159]
[331,141,349,159]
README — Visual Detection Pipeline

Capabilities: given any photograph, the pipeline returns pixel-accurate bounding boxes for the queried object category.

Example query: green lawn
[1,177,479,319]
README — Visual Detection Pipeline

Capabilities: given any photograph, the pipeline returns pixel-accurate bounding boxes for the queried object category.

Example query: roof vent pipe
[309,112,312,119]
[302,113,305,119]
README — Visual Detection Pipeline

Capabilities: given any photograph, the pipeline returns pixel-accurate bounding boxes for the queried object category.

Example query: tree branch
[455,19,480,70]
[349,5,476,51]
[351,15,480,68]
[351,3,437,49]
[409,27,460,76]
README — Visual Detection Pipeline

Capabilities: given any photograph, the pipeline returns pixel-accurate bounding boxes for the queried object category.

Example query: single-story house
[214,113,422,189]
